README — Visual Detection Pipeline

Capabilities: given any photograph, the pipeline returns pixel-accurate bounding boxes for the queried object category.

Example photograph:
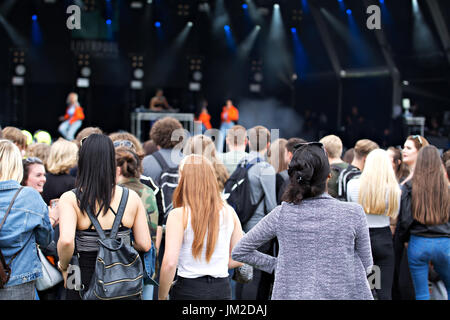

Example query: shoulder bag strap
[0,187,24,266]
[110,187,129,239]
[0,187,24,232]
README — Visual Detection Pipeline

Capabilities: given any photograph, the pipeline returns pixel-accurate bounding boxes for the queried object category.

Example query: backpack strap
[110,187,129,239]
[153,151,170,172]
[85,204,107,240]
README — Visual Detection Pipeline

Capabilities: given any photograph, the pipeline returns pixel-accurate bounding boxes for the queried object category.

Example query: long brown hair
[172,154,223,262]
[411,145,449,225]
[388,146,409,182]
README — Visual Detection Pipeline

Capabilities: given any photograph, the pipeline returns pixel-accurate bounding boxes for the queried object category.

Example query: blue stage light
[242,4,248,9]
[291,27,296,33]
[379,0,384,3]
[346,9,352,15]
[155,21,161,27]
[224,25,230,31]
[32,15,37,21]
[106,19,112,25]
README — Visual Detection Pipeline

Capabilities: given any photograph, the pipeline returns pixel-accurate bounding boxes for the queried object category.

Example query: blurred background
[0,0,449,149]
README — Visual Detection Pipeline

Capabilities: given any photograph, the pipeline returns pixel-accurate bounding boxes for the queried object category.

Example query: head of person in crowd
[109,131,144,159]
[21,130,33,147]
[267,138,289,174]
[445,160,450,185]
[285,137,307,166]
[21,157,46,193]
[402,135,429,170]
[26,143,51,169]
[46,138,78,175]
[352,139,379,171]
[247,125,271,156]
[173,154,223,262]
[34,130,52,145]
[0,139,23,183]
[282,142,330,205]
[2,126,27,156]
[387,146,410,182]
[150,117,184,150]
[115,146,142,183]
[411,145,449,226]
[319,135,344,164]
[358,149,400,218]
[74,126,103,149]
[184,135,229,191]
[143,140,159,156]
[225,125,247,152]
[75,134,117,217]
[343,148,354,164]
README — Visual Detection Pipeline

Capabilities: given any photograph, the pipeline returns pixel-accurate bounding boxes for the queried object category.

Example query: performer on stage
[217,99,239,153]
[197,99,212,133]
[58,92,84,141]
[149,89,173,111]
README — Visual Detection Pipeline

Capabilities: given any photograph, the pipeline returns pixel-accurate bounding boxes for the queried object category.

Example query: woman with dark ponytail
[232,142,374,300]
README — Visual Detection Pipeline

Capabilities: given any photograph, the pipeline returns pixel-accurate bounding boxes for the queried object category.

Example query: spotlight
[291,27,296,33]
[346,9,352,15]
[81,66,92,78]
[32,15,37,21]
[155,21,161,27]
[187,21,193,27]
[15,65,26,76]
[192,71,203,81]
[242,4,248,9]
[256,25,261,30]
[106,19,112,25]
[338,0,343,2]
[379,0,384,3]
[274,4,280,9]
[224,25,230,31]
[134,68,144,79]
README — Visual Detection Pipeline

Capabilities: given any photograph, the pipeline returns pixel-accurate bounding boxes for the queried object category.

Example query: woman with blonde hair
[158,154,243,300]
[347,148,401,300]
[183,135,229,191]
[0,140,53,300]
[42,138,78,205]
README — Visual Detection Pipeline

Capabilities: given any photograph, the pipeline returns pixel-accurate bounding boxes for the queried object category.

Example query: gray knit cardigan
[232,193,374,300]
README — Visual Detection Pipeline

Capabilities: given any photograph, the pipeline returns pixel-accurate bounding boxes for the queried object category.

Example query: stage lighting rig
[188,56,203,92]
[249,58,263,93]
[76,53,91,88]
[11,49,26,86]
[130,54,144,90]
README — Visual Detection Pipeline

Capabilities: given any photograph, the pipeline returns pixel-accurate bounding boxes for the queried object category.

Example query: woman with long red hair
[158,154,243,300]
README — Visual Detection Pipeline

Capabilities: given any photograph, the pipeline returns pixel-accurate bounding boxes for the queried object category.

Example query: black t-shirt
[42,173,76,205]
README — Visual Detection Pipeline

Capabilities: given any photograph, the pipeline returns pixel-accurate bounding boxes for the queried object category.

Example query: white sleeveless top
[177,204,234,279]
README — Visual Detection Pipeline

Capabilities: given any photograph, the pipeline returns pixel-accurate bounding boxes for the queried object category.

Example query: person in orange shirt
[218,99,239,153]
[196,100,212,133]
[58,92,85,141]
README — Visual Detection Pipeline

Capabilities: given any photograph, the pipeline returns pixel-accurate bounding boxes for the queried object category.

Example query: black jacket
[397,181,450,243]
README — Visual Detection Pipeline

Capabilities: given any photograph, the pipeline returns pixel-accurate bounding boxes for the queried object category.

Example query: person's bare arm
[158,208,184,300]
[228,206,244,269]
[131,191,152,252]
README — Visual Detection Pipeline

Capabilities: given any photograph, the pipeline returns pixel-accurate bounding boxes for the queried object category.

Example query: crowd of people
[0,116,449,301]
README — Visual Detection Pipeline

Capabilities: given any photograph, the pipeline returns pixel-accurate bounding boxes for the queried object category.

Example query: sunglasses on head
[412,135,423,146]
[24,157,43,165]
[113,140,136,150]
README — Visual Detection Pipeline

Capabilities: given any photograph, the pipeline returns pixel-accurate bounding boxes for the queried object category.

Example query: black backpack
[223,157,265,225]
[79,187,144,300]
[153,152,179,222]
[336,165,361,201]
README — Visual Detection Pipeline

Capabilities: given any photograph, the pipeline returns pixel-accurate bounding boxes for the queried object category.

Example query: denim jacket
[0,180,53,287]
